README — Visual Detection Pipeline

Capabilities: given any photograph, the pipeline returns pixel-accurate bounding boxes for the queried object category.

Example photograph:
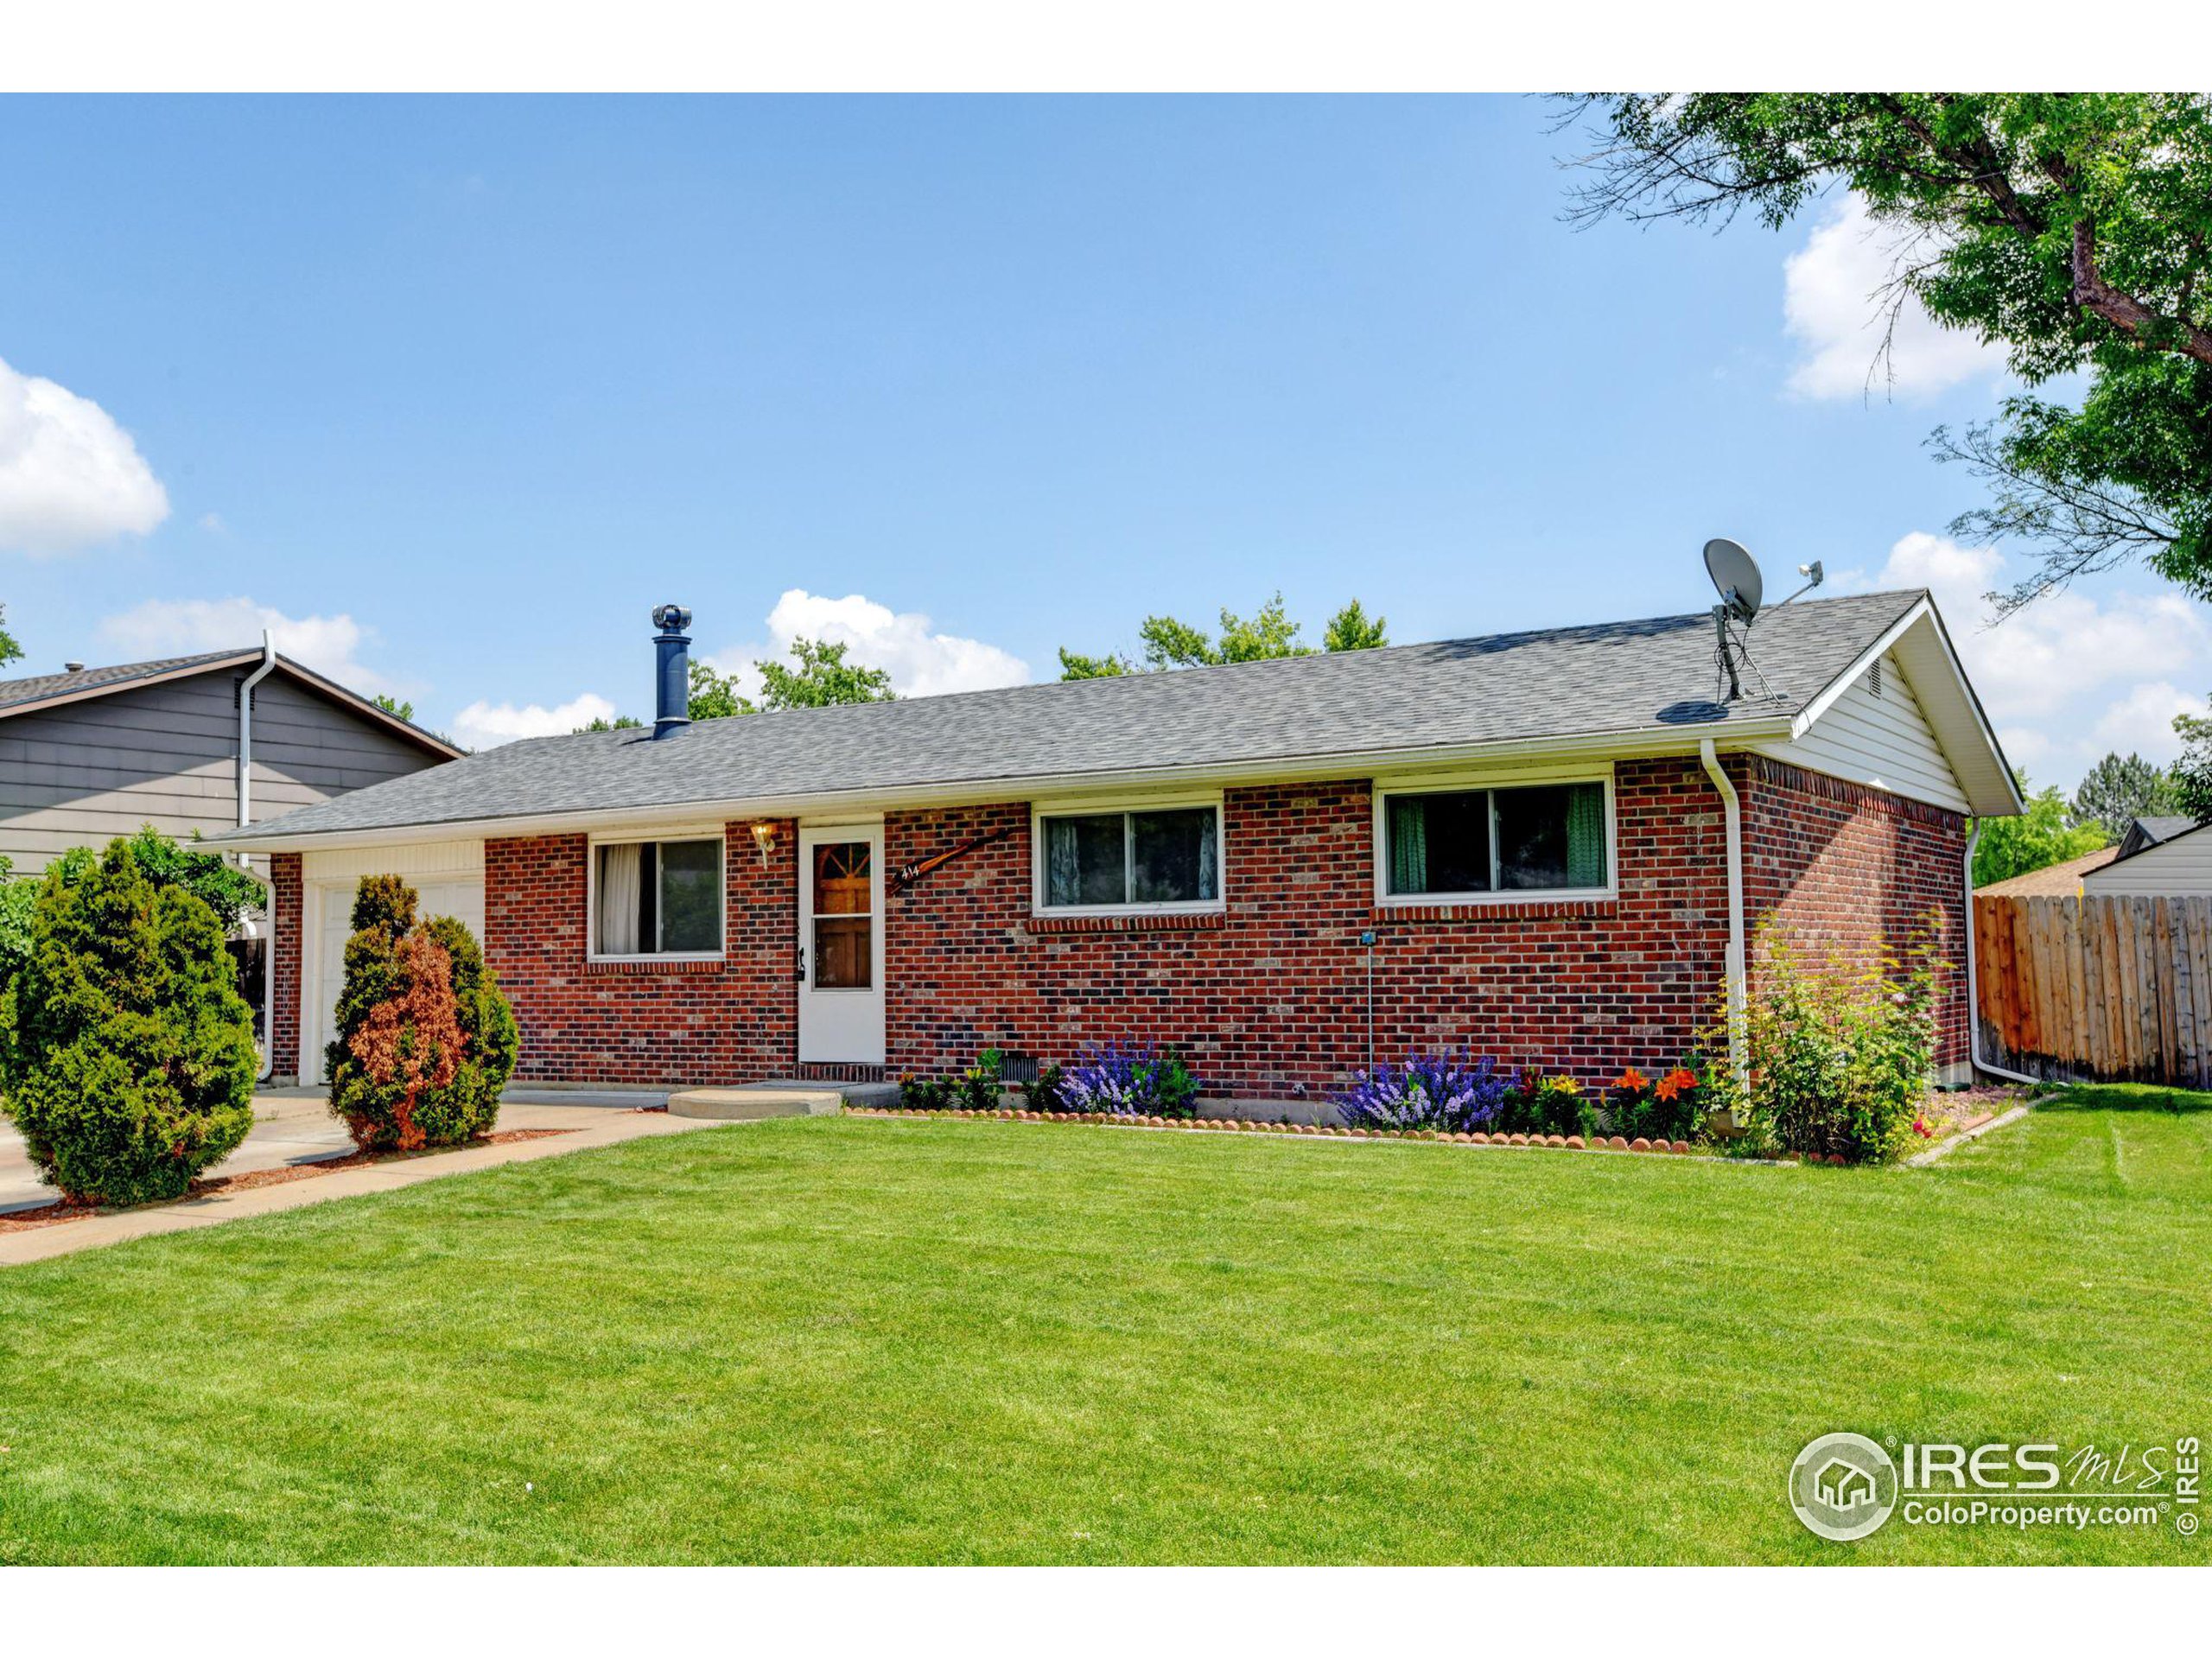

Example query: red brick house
[218,590,2019,1103]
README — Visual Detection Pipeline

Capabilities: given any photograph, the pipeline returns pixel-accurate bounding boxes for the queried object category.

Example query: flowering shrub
[1059,1042,1201,1118]
[1493,1071,1590,1138]
[1707,924,1942,1164]
[1601,1063,1712,1142]
[1335,1051,1510,1132]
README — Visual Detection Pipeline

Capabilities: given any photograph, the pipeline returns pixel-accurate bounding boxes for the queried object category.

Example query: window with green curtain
[1388,795,1428,894]
[1564,782,1607,888]
[1386,779,1608,896]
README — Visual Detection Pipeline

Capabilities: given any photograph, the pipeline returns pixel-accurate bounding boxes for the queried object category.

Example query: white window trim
[586,828,728,963]
[1030,793,1229,918]
[1371,766,1618,908]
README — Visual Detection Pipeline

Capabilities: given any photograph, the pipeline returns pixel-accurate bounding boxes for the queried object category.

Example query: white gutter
[214,721,1804,855]
[238,629,276,829]
[1962,826,2040,1087]
[1699,738,1748,1092]
[236,630,279,1082]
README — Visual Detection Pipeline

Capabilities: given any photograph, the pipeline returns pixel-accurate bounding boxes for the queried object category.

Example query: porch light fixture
[750,821,778,866]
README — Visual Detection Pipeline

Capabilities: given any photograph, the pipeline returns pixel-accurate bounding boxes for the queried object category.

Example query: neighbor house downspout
[1699,738,1748,1093]
[1962,826,2039,1087]
[237,630,279,1082]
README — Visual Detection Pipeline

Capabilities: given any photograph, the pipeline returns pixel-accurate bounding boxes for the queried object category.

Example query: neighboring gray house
[2084,815,2212,897]
[1,641,460,1060]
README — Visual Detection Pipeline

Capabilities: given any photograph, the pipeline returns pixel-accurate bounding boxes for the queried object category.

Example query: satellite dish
[1703,537,1764,623]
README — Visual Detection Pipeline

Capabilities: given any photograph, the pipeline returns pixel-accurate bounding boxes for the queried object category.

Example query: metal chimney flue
[650,604,692,739]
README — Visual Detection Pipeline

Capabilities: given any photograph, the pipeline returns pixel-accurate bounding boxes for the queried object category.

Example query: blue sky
[0,94,2202,789]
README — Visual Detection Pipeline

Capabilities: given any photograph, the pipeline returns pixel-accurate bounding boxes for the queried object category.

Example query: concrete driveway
[0,1085,669,1216]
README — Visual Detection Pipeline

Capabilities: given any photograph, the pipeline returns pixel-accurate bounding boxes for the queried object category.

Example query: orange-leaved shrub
[327,874,518,1151]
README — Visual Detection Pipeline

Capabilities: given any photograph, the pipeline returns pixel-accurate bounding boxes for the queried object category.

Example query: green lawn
[2,1091,2207,1564]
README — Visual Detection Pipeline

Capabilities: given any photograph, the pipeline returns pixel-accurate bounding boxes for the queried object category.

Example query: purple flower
[1333,1049,1510,1132]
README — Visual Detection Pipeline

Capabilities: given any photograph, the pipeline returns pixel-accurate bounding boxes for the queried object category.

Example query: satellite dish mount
[1702,537,1774,702]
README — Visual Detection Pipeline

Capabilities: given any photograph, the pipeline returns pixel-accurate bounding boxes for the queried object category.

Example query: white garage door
[309,878,486,1083]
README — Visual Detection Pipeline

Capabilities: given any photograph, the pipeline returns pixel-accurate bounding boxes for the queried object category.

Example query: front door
[798,823,886,1065]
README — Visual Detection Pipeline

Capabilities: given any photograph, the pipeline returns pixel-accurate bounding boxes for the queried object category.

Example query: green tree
[327,874,517,1152]
[1059,594,1388,679]
[575,714,646,733]
[1973,770,2109,886]
[2070,750,2180,841]
[754,638,894,710]
[0,855,33,995]
[1323,599,1389,653]
[0,601,20,668]
[1560,94,2212,611]
[688,658,753,720]
[2171,707,2212,824]
[372,693,416,721]
[0,839,257,1204]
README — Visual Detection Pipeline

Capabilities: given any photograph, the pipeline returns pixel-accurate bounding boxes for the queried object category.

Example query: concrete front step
[667,1079,900,1120]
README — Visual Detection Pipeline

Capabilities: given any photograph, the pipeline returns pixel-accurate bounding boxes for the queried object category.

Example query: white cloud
[1783,194,2008,401]
[98,595,397,695]
[0,354,170,554]
[1847,532,2212,785]
[450,691,618,751]
[2092,683,2210,760]
[705,588,1029,701]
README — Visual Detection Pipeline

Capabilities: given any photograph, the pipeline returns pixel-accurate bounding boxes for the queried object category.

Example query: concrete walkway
[0,1089,730,1268]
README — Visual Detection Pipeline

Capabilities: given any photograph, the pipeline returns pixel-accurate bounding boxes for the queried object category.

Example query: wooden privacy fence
[1974,893,2212,1088]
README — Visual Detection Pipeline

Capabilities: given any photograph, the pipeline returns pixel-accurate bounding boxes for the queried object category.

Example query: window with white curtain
[1035,803,1223,912]
[592,836,723,956]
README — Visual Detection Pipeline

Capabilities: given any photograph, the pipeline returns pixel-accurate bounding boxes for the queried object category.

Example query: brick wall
[884,760,1735,1099]
[270,851,303,1081]
[1739,754,1970,1069]
[483,821,798,1086]
[418,752,1966,1096]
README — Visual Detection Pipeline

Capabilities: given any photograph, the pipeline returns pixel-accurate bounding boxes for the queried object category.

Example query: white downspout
[237,631,279,1082]
[1962,826,2040,1087]
[1699,738,1748,1093]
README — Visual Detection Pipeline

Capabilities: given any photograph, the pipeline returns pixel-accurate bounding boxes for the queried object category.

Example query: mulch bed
[0,1128,575,1235]
[1914,1084,2033,1144]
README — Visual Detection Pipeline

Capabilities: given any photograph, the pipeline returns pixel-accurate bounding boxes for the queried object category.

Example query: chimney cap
[64,661,85,672]
[652,603,692,635]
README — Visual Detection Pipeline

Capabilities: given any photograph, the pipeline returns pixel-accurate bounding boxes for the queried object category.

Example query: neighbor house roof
[215,588,2019,851]
[0,649,463,760]
[2114,816,2196,861]
[1974,846,2119,896]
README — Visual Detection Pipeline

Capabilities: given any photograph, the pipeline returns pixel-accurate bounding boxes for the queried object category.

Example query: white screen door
[798,823,886,1065]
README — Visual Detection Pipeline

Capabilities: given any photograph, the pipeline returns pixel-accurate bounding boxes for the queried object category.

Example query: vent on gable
[1870,658,1885,698]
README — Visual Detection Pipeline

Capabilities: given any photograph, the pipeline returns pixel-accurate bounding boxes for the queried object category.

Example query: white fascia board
[214,719,1798,855]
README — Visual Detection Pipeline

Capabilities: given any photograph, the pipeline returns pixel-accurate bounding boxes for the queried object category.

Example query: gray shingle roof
[218,589,1926,844]
[0,649,253,711]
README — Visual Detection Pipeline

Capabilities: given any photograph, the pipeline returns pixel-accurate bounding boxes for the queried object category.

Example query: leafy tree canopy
[583,638,896,728]
[755,638,894,709]
[1974,770,2110,887]
[44,826,266,931]
[2070,750,2180,841]
[0,601,20,668]
[372,693,414,721]
[1560,93,2212,612]
[2172,709,2212,824]
[1059,594,1389,679]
